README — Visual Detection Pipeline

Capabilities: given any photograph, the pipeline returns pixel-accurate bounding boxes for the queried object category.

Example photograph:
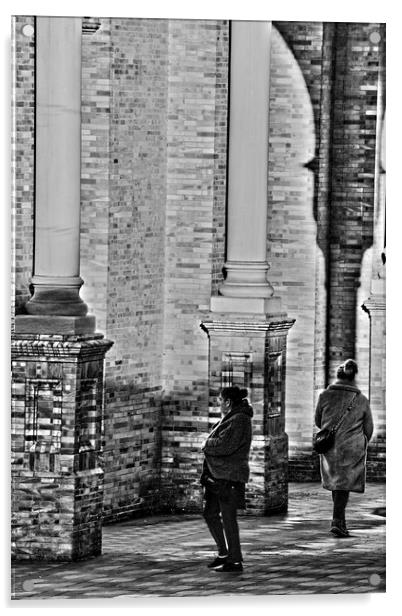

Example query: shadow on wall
[269,24,321,478]
[158,387,208,513]
[101,379,165,522]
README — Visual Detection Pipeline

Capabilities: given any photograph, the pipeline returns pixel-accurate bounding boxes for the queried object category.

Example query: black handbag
[313,427,335,454]
[313,393,358,454]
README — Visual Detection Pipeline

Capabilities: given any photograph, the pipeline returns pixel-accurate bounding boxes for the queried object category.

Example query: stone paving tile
[11,482,385,599]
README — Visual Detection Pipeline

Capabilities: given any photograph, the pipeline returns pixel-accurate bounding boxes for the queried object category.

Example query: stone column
[11,17,113,560]
[213,21,280,315]
[16,16,94,335]
[203,21,294,515]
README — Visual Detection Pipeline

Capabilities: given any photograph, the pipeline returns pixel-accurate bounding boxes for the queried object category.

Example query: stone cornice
[200,318,295,336]
[361,296,386,315]
[12,334,114,360]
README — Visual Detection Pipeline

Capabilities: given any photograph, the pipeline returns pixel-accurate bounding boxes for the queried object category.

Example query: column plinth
[201,318,295,514]
[11,333,113,561]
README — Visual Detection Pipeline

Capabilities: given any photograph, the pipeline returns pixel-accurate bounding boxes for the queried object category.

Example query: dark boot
[330,518,350,537]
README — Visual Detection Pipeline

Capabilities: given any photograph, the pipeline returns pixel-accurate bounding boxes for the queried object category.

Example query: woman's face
[218,395,231,415]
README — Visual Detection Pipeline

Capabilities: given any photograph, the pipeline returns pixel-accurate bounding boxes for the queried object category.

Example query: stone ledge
[200,318,295,336]
[11,333,113,359]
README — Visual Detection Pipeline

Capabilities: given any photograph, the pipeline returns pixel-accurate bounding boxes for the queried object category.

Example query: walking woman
[315,359,374,537]
[201,386,253,572]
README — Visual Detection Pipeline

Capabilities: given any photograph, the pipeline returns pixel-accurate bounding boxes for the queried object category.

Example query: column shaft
[24,17,89,319]
[218,21,274,301]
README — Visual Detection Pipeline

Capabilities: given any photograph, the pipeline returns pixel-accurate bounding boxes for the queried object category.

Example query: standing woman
[201,386,253,572]
[315,359,374,537]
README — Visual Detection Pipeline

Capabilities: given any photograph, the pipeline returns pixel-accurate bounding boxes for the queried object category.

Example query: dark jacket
[202,400,253,483]
[315,380,373,493]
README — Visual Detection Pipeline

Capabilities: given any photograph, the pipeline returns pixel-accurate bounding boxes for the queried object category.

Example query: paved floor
[11,482,385,599]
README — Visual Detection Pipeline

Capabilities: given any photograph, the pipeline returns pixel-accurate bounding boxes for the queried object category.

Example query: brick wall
[80,17,169,520]
[11,16,35,319]
[80,18,112,334]
[161,20,228,509]
[211,22,230,295]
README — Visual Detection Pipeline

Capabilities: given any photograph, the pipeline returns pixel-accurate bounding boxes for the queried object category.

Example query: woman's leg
[332,490,350,522]
[219,490,242,564]
[203,489,228,557]
[331,490,350,535]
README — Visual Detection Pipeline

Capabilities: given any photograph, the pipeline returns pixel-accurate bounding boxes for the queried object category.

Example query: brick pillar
[326,23,382,379]
[11,17,113,560]
[11,334,113,560]
[204,21,294,514]
[201,319,294,514]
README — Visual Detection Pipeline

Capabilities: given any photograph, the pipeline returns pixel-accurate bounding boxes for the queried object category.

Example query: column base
[15,314,96,335]
[219,260,274,299]
[25,275,89,317]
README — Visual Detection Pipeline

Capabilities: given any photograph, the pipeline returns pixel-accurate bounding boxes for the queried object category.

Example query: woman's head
[336,359,358,382]
[219,386,248,413]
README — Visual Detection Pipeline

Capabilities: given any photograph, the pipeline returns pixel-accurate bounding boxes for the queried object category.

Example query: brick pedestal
[11,333,113,561]
[201,317,294,515]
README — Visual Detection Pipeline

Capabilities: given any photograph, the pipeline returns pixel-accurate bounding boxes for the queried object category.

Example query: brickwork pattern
[161,20,227,509]
[80,18,112,333]
[327,22,380,376]
[79,18,170,520]
[11,16,35,319]
[104,18,169,519]
[211,21,229,294]
[11,334,111,560]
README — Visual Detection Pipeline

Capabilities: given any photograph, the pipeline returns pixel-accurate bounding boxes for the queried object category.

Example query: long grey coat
[315,381,373,493]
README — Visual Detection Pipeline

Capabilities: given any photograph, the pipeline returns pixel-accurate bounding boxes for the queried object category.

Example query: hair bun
[336,358,358,381]
[221,386,249,404]
[343,359,358,375]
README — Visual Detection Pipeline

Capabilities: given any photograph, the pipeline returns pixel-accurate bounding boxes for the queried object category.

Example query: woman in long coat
[315,359,373,537]
[201,386,253,572]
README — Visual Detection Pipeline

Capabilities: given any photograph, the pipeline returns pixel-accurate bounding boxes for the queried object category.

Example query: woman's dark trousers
[203,488,243,563]
[332,490,350,523]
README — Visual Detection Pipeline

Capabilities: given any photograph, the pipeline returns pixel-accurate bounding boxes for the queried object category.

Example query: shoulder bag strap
[331,392,358,434]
